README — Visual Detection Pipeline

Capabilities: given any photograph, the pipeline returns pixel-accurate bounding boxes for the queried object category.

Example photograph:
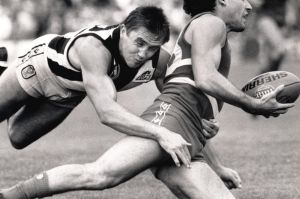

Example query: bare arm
[203,140,242,189]
[71,36,191,167]
[189,15,294,116]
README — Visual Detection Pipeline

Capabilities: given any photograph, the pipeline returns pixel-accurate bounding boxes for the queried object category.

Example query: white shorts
[15,34,85,108]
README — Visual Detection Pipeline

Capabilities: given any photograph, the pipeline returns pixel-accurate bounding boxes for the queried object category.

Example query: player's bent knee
[81,163,125,190]
[7,124,30,149]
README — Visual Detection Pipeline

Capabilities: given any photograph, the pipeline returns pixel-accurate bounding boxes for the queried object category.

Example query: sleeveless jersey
[163,13,225,118]
[46,25,160,92]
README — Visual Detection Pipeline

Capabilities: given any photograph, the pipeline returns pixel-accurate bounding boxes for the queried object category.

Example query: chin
[232,24,246,32]
[235,27,245,32]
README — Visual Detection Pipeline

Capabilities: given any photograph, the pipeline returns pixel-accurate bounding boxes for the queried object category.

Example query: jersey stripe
[47,58,83,81]
[166,58,191,76]
[48,36,70,54]
[168,77,196,86]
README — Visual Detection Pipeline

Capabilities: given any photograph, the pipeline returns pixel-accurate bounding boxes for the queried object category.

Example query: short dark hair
[183,0,216,17]
[123,6,170,43]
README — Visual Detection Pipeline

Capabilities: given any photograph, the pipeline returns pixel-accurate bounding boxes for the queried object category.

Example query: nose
[245,0,252,13]
[137,47,148,60]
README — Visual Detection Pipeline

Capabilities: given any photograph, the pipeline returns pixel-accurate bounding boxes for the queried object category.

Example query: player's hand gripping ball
[242,71,300,103]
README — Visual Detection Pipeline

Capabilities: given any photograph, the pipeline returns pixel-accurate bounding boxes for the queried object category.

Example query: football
[242,71,300,103]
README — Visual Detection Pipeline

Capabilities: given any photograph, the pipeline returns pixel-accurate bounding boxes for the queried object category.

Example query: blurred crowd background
[0,0,187,41]
[1,0,300,62]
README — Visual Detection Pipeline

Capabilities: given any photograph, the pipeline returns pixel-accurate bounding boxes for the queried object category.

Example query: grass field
[0,37,300,199]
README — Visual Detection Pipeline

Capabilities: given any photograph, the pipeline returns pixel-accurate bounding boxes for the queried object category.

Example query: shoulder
[191,14,226,34]
[73,36,105,50]
[189,14,227,46]
[68,35,112,71]
[72,35,111,59]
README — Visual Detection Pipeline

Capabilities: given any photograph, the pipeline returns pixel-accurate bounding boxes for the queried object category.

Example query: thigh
[92,136,170,185]
[155,161,235,199]
[8,99,73,149]
[0,62,31,121]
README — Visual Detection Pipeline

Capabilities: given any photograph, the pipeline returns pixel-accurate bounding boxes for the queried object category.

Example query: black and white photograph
[0,0,299,198]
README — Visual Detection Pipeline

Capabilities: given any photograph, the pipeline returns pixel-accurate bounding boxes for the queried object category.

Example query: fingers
[159,132,192,168]
[201,119,219,139]
[168,142,191,168]
[221,168,242,190]
[169,152,181,167]
[169,147,191,168]
[277,102,295,109]
[175,148,191,168]
[232,171,242,189]
[202,129,211,138]
[224,181,235,189]
[183,144,192,164]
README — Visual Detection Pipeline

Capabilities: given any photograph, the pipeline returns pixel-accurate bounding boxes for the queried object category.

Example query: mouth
[243,12,250,18]
[135,58,144,64]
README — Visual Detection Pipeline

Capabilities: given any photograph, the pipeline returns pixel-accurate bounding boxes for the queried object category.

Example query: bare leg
[0,136,170,198]
[0,62,30,121]
[46,136,169,193]
[7,99,74,149]
[0,60,81,149]
[155,161,236,199]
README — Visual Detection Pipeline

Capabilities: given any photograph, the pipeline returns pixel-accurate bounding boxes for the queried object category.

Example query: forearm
[203,140,223,171]
[94,99,166,141]
[197,72,254,111]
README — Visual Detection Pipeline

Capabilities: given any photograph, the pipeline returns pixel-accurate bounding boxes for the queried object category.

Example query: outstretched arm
[203,140,242,189]
[72,36,191,167]
[189,15,294,116]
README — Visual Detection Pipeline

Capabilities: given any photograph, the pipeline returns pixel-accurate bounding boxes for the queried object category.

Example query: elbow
[195,78,211,92]
[98,111,113,126]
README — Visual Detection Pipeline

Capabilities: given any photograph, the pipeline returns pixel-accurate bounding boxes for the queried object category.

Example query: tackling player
[0,6,194,168]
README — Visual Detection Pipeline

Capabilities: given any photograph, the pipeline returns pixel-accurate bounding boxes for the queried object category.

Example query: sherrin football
[242,71,300,103]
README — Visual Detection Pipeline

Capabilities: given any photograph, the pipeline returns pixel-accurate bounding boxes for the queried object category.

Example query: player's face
[119,26,164,68]
[225,0,252,32]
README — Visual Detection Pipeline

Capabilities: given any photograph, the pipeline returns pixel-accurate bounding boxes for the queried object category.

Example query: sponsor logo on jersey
[135,71,153,81]
[21,65,36,79]
[132,61,155,83]
[151,102,171,125]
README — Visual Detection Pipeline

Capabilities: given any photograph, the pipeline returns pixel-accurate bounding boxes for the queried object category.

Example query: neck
[214,8,232,33]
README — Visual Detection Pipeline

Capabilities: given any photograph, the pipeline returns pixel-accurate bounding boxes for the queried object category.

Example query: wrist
[240,94,257,114]
[152,126,167,141]
[214,164,226,175]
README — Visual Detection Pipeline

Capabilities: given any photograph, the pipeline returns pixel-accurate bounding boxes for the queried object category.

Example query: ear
[218,0,227,6]
[120,24,127,35]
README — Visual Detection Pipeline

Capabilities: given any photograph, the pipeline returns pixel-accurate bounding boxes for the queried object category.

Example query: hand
[157,129,192,168]
[216,166,242,189]
[248,85,295,117]
[202,119,219,139]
